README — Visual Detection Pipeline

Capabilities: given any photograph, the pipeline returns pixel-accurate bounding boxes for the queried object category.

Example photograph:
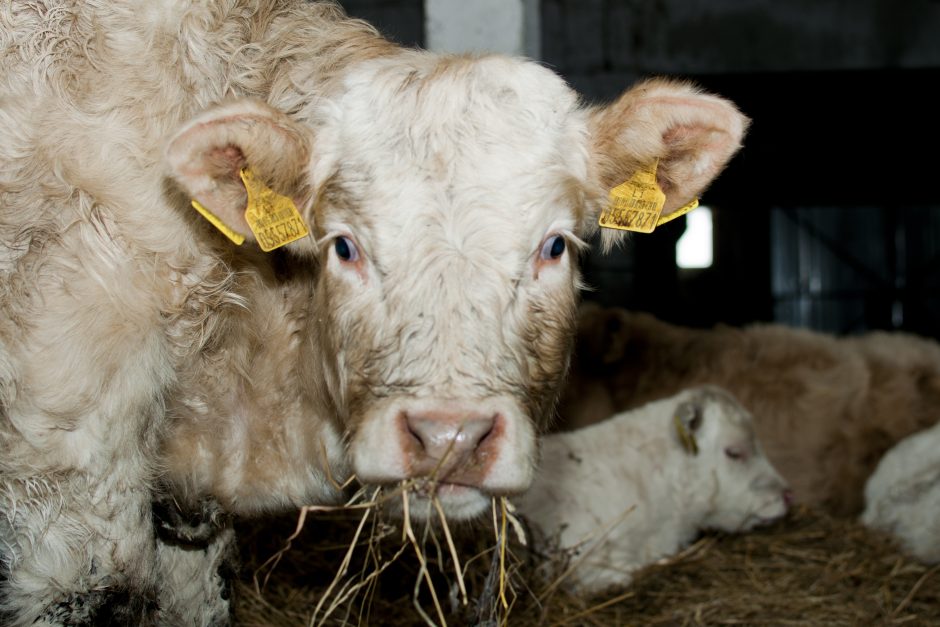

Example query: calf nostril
[404,416,428,452]
[477,418,496,447]
[783,488,794,507]
[458,415,496,450]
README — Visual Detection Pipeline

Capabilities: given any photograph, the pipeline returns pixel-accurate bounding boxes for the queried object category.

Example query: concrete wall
[340,0,540,56]
[426,0,524,55]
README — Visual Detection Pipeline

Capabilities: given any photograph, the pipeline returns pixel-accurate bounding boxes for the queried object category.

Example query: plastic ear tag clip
[673,412,699,456]
[240,168,309,251]
[598,159,699,233]
[191,199,246,246]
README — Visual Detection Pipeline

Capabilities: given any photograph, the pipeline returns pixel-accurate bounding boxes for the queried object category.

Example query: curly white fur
[862,421,940,563]
[0,1,747,623]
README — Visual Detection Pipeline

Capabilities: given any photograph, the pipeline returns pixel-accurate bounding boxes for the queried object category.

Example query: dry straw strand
[402,487,448,627]
[891,563,940,619]
[433,496,468,606]
[309,488,376,625]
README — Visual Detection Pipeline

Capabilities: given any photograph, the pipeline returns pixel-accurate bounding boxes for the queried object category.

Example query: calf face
[166,56,747,519]
[679,387,791,531]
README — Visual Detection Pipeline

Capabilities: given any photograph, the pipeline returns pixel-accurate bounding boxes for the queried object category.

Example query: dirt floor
[232,500,940,626]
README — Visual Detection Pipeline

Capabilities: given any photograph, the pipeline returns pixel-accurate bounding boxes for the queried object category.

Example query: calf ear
[165,99,311,241]
[587,79,748,237]
[673,400,703,456]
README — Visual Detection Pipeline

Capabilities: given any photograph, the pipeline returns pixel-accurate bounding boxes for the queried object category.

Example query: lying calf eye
[724,446,746,461]
[540,234,566,260]
[334,236,359,262]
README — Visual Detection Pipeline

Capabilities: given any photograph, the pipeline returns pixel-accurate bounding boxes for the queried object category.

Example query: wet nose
[783,488,795,507]
[402,410,497,481]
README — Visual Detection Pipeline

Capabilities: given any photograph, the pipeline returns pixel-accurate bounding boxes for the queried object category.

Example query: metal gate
[771,207,940,338]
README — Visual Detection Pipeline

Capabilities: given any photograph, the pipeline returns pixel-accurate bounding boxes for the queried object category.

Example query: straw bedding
[232,497,940,626]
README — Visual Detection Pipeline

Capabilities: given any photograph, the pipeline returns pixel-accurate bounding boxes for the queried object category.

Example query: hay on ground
[234,501,940,626]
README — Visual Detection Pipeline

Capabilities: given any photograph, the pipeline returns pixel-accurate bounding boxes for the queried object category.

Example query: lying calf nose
[403,410,496,480]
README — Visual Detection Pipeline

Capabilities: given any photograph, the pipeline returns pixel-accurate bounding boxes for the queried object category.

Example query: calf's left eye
[540,235,566,261]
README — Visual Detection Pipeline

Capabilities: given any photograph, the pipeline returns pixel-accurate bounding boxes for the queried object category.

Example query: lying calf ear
[587,79,748,234]
[673,399,703,456]
[165,99,312,243]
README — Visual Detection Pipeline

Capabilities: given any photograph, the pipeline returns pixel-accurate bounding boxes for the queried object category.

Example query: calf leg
[153,492,236,627]
[0,243,173,625]
[0,468,161,626]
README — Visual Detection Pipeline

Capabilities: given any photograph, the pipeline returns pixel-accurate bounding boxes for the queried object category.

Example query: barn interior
[346,0,940,337]
[235,1,940,624]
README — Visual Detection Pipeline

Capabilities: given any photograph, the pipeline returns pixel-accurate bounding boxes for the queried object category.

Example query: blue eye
[334,236,359,262]
[540,235,566,260]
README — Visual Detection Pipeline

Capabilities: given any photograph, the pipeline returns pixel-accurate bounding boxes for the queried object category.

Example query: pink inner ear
[663,124,697,145]
[204,144,247,182]
[664,124,732,154]
[657,124,732,199]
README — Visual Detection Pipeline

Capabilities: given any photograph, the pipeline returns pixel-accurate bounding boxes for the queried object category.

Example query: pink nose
[402,410,498,483]
[783,489,795,507]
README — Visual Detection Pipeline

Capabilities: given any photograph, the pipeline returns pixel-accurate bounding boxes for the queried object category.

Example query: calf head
[165,53,747,520]
[673,387,791,531]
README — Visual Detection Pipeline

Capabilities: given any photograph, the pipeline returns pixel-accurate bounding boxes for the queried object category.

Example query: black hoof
[40,586,159,626]
[152,492,229,550]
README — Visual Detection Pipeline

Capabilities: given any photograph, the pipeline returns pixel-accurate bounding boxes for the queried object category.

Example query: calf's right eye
[724,446,747,461]
[334,236,359,262]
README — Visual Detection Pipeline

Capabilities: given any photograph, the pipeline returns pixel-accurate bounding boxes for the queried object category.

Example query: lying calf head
[679,386,792,532]
[166,54,748,519]
[517,386,789,592]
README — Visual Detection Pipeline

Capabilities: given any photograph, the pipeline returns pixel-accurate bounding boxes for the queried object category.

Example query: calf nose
[403,410,496,481]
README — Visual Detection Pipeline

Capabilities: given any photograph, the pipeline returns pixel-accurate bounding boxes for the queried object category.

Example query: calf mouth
[368,476,497,522]
[356,449,533,521]
[750,490,793,528]
[411,478,476,498]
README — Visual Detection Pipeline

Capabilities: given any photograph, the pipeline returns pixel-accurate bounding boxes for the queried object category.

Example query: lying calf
[517,386,790,593]
[862,421,940,564]
[559,304,940,517]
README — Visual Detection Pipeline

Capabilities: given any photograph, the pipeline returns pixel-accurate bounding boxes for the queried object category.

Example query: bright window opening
[676,206,713,269]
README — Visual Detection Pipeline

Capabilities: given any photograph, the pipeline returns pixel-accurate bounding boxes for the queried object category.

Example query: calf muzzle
[400,409,500,486]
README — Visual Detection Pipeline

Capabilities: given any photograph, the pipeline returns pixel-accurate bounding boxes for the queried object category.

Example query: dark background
[339,0,940,338]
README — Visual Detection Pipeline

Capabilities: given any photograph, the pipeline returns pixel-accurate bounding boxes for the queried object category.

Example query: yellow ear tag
[190,199,246,246]
[240,168,310,252]
[656,197,699,227]
[598,159,699,233]
[673,412,700,456]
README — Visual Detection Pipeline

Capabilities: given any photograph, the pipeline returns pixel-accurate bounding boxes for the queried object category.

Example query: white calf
[0,1,748,623]
[518,386,790,593]
[862,422,940,563]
